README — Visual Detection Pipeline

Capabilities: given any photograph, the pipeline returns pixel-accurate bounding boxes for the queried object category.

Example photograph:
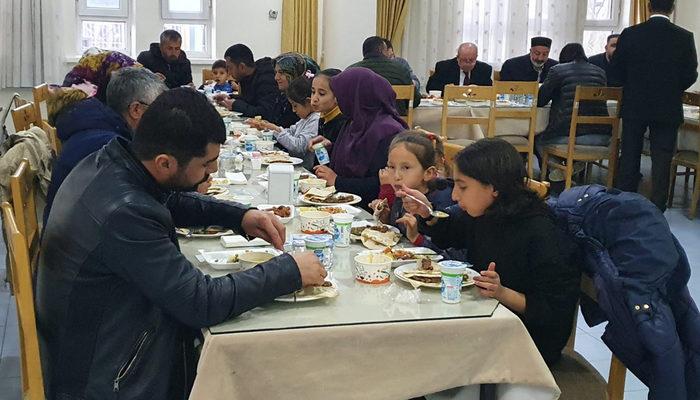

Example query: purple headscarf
[329,67,408,177]
[62,50,136,103]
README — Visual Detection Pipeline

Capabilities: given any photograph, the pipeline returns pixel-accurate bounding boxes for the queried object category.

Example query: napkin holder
[267,164,295,204]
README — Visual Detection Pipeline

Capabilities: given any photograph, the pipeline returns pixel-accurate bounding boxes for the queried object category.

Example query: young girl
[399,138,581,366]
[254,76,320,169]
[309,68,348,145]
[370,131,454,249]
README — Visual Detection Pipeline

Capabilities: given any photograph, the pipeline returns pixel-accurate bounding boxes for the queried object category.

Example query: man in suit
[589,34,620,85]
[500,37,558,83]
[426,43,493,95]
[613,0,698,211]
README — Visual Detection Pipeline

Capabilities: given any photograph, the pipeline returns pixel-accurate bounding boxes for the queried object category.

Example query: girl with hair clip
[398,138,581,366]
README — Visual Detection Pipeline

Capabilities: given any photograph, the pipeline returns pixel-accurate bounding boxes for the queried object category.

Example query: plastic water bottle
[313,143,330,165]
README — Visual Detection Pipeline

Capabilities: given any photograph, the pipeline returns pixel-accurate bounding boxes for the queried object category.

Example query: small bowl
[354,253,392,284]
[299,178,327,194]
[257,140,275,151]
[299,211,332,234]
[239,251,276,269]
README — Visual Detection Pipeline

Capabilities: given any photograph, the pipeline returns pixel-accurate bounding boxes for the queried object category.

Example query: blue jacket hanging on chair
[547,184,700,400]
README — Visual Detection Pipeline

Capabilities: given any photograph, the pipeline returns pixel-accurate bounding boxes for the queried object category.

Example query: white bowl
[298,178,327,193]
[299,210,332,234]
[354,253,392,284]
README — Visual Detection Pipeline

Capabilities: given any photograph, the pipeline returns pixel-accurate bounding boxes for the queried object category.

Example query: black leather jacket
[537,60,611,140]
[36,138,301,399]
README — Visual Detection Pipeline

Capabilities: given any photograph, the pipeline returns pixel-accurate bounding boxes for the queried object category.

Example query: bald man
[426,43,493,95]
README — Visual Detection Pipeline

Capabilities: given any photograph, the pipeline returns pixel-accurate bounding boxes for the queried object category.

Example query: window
[161,0,212,59]
[78,0,130,54]
[583,0,621,57]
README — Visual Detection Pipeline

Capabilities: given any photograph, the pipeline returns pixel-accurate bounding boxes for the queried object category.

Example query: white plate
[206,186,229,196]
[297,204,362,216]
[262,157,304,166]
[200,248,282,271]
[258,171,316,181]
[257,204,295,224]
[210,177,230,186]
[349,221,400,241]
[394,264,478,289]
[299,192,362,206]
[275,281,339,302]
[176,227,234,238]
[359,247,443,266]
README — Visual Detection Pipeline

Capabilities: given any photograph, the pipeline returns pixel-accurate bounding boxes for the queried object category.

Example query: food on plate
[351,225,390,236]
[206,186,227,196]
[317,193,355,204]
[193,226,227,235]
[238,251,275,267]
[381,247,418,261]
[227,254,240,263]
[419,258,434,271]
[264,154,293,164]
[361,228,401,248]
[317,206,346,214]
[261,205,291,218]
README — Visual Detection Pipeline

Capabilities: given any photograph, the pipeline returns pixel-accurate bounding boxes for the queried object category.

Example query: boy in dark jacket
[137,30,193,88]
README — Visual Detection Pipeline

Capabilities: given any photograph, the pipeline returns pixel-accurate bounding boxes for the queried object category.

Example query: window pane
[163,23,205,53]
[168,0,202,13]
[81,20,127,51]
[583,30,612,58]
[86,0,120,9]
[587,0,612,20]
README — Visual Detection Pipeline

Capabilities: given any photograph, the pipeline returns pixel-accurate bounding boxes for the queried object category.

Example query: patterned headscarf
[273,52,320,87]
[62,49,136,102]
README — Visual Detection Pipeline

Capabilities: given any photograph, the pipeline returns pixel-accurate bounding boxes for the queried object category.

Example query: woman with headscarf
[61,49,137,103]
[313,67,408,209]
[249,52,320,129]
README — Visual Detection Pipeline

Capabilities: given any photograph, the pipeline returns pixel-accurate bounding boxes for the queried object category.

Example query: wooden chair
[392,84,415,128]
[1,202,45,400]
[526,179,550,199]
[541,86,622,189]
[41,120,61,156]
[443,142,465,169]
[490,81,539,178]
[202,68,214,85]
[668,91,700,219]
[10,159,40,269]
[11,102,40,132]
[32,83,50,122]
[441,84,495,146]
[493,70,501,81]
[552,274,628,400]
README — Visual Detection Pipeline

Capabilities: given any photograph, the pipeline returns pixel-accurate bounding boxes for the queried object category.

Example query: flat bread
[361,229,400,249]
[305,186,336,199]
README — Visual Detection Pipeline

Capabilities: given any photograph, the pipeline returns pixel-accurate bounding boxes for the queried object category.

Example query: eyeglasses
[137,101,151,107]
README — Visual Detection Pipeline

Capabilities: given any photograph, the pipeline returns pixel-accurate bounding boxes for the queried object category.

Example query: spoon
[401,193,449,219]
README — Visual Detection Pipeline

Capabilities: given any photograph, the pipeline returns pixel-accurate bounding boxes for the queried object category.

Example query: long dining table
[180,158,562,400]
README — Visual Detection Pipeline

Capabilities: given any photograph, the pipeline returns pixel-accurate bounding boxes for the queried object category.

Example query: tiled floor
[1,88,699,399]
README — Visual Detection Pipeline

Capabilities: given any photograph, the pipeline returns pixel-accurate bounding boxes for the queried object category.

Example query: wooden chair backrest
[443,142,465,168]
[493,70,501,81]
[441,85,495,140]
[392,84,415,128]
[526,179,550,199]
[1,202,45,399]
[41,120,61,156]
[11,102,40,132]
[10,159,39,259]
[32,83,50,122]
[202,68,214,85]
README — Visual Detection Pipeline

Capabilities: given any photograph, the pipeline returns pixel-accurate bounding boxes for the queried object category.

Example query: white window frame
[77,0,132,55]
[584,0,622,28]
[78,0,129,18]
[161,0,213,59]
[161,0,211,21]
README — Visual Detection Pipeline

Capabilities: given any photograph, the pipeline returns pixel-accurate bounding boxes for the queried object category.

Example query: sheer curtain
[402,0,582,84]
[0,0,63,88]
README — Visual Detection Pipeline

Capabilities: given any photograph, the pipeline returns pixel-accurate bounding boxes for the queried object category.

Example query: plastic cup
[250,151,262,170]
[332,213,353,247]
[438,260,468,304]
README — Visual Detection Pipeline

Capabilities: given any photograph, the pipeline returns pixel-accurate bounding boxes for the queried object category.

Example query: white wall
[321,0,377,70]
[675,0,700,91]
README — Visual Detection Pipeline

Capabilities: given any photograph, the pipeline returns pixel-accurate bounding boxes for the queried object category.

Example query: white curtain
[403,0,582,86]
[401,0,466,91]
[0,0,63,89]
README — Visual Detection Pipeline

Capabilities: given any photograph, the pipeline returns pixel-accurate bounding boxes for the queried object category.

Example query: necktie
[463,73,470,86]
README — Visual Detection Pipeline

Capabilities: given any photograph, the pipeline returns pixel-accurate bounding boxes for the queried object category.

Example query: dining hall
[0,0,699,399]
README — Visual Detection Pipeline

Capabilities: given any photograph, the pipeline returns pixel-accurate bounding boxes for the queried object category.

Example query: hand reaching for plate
[292,251,328,287]
[241,209,286,250]
[313,165,337,187]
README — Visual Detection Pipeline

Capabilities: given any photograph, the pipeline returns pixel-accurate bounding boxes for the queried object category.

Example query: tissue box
[267,163,295,204]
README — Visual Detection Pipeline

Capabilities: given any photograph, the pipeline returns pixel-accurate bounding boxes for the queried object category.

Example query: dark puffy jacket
[349,55,421,114]
[136,43,193,88]
[44,97,132,225]
[537,60,610,140]
[548,185,700,400]
[232,57,279,120]
[37,138,302,399]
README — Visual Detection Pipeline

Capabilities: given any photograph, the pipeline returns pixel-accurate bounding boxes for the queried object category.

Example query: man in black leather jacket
[36,88,327,399]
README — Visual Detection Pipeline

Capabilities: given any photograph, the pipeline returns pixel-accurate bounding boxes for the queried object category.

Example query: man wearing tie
[426,43,493,96]
[613,0,697,211]
[500,37,558,83]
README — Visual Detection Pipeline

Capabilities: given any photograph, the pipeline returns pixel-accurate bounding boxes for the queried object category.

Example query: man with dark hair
[382,38,421,92]
[426,42,493,95]
[613,0,698,211]
[37,88,327,399]
[349,36,420,113]
[214,43,278,120]
[500,37,558,82]
[137,29,193,88]
[588,34,620,85]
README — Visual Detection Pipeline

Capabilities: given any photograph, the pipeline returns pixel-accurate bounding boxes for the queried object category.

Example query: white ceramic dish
[359,247,443,266]
[257,204,295,224]
[296,204,362,216]
[262,157,304,166]
[299,192,362,206]
[199,248,282,271]
[275,281,339,302]
[176,227,234,238]
[393,264,478,289]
